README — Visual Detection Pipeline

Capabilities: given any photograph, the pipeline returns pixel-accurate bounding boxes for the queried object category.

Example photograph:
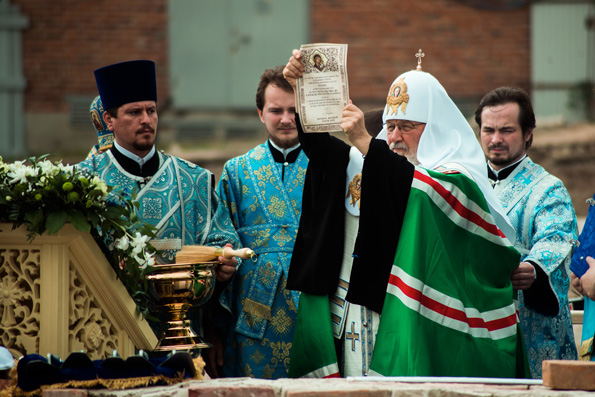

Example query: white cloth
[330,211,380,376]
[0,347,14,370]
[382,70,515,242]
[345,147,364,216]
[345,128,387,216]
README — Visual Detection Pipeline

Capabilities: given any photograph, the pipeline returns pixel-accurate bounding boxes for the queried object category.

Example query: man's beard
[488,156,511,167]
[269,132,299,149]
[133,127,155,152]
[487,145,513,167]
[389,142,419,165]
[133,141,154,152]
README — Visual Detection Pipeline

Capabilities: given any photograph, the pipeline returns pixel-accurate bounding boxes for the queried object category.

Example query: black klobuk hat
[94,60,157,110]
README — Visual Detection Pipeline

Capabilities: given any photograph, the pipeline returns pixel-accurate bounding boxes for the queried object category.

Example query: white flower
[57,163,74,175]
[90,176,108,196]
[37,160,57,176]
[115,235,130,251]
[10,160,24,169]
[8,168,27,184]
[130,232,150,256]
[7,162,38,184]
[133,250,154,269]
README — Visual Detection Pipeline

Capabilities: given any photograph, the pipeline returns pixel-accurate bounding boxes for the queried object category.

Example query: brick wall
[310,0,531,110]
[14,0,169,113]
[15,0,529,114]
[12,0,529,155]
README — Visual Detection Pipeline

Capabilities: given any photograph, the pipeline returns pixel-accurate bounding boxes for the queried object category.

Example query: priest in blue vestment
[77,61,242,340]
[477,87,578,378]
[213,66,308,379]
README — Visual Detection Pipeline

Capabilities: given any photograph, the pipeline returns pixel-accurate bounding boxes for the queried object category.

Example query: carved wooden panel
[0,223,157,360]
[0,247,41,357]
[69,263,119,358]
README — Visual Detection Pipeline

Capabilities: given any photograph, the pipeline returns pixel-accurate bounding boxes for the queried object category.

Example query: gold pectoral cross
[415,49,425,71]
[346,321,360,351]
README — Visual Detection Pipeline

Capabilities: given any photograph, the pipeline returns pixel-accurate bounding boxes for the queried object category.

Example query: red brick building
[15,0,169,113]
[0,0,542,157]
[309,0,531,110]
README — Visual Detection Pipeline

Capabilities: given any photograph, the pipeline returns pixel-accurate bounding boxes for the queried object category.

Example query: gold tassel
[192,355,205,380]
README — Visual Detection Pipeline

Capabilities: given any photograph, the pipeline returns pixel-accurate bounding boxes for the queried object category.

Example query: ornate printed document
[296,43,349,133]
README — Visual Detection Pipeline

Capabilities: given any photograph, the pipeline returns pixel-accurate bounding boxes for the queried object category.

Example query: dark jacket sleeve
[522,262,559,316]
[346,137,415,313]
[287,114,351,294]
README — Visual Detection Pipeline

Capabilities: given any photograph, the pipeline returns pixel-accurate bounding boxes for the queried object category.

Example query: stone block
[543,359,595,390]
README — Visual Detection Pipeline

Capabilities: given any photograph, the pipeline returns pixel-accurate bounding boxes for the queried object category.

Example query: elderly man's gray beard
[389,142,420,165]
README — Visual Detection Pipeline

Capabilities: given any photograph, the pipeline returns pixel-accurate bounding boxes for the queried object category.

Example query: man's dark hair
[364,108,384,137]
[255,65,293,111]
[106,107,119,118]
[474,87,536,150]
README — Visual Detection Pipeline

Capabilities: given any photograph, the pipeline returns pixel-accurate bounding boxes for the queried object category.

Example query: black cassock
[287,115,414,313]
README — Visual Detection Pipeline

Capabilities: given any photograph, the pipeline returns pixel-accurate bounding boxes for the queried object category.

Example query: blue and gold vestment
[217,143,308,379]
[77,150,240,263]
[493,157,578,378]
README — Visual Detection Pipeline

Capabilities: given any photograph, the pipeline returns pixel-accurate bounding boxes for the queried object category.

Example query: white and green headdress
[382,65,515,242]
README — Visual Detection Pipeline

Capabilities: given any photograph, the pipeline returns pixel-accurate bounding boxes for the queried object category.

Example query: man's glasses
[386,121,425,133]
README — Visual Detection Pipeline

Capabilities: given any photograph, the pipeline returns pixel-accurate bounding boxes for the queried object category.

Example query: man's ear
[257,108,265,124]
[103,111,115,131]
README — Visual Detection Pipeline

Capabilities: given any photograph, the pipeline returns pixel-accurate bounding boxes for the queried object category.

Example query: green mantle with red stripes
[289,167,530,378]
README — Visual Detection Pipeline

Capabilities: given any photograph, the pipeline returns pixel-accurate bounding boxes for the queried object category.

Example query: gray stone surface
[54,377,595,397]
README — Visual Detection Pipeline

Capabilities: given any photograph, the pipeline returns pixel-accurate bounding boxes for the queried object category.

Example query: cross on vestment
[415,49,425,71]
[345,321,360,351]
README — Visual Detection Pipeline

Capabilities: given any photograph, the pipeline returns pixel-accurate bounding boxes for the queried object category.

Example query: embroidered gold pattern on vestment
[244,298,272,320]
[346,173,362,208]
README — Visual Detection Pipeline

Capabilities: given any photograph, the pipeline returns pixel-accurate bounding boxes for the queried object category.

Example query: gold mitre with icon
[89,96,114,152]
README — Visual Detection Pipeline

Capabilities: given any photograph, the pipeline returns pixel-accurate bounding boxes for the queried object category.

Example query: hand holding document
[295,43,349,133]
